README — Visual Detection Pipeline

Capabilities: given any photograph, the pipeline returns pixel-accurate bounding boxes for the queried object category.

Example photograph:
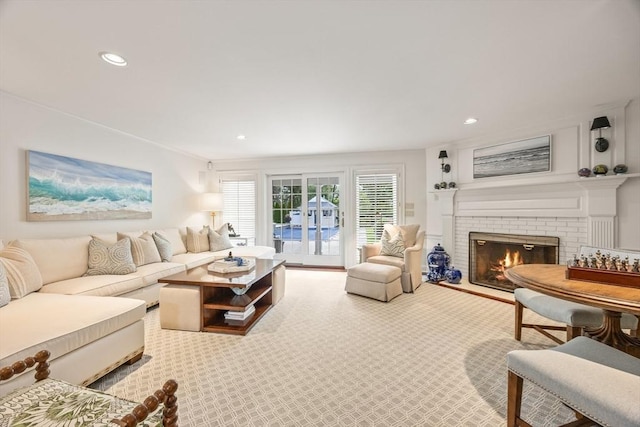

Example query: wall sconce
[439,149,451,171]
[201,192,224,227]
[590,116,611,152]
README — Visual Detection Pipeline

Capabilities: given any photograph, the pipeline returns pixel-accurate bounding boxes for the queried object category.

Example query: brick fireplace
[427,175,633,289]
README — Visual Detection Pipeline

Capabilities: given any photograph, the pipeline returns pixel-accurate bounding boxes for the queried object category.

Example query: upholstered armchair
[361,224,425,293]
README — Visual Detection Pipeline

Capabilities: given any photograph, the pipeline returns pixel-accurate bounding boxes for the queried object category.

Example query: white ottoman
[345,263,403,302]
[159,285,201,332]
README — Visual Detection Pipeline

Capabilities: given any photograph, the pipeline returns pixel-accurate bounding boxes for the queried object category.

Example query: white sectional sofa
[0,227,275,395]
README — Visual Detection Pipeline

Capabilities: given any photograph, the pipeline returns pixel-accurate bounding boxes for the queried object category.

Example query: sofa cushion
[152,232,173,262]
[0,292,146,370]
[134,262,185,286]
[382,224,420,248]
[118,232,161,267]
[0,246,43,298]
[0,263,10,307]
[208,223,233,252]
[11,236,91,285]
[39,273,144,297]
[186,226,210,253]
[85,237,136,276]
[154,228,187,256]
[171,252,217,270]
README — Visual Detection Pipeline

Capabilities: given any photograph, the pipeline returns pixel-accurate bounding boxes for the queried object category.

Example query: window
[355,172,398,249]
[221,178,256,245]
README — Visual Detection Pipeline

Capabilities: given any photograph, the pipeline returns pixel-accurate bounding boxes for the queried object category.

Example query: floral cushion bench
[0,350,178,427]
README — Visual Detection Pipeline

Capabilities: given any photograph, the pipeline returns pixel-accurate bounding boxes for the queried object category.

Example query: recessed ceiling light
[99,52,127,67]
[237,135,246,140]
[464,118,478,125]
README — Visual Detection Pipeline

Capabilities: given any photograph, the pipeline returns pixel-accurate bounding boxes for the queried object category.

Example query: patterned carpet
[92,269,576,426]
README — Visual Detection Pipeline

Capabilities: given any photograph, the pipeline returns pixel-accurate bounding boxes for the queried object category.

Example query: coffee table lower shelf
[203,304,273,335]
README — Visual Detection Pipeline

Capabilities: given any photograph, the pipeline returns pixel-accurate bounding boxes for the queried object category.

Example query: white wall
[0,92,209,241]
[212,150,427,267]
[426,98,640,253]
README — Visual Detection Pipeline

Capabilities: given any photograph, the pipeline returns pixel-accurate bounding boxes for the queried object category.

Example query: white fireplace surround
[428,174,639,279]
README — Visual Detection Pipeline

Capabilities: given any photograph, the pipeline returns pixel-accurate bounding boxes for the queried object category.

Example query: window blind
[221,179,256,243]
[355,173,398,248]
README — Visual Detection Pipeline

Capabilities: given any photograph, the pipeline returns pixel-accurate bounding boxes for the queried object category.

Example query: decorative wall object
[473,135,551,179]
[27,150,152,221]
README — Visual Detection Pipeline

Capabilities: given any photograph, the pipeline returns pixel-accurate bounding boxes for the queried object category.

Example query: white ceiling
[1,0,639,161]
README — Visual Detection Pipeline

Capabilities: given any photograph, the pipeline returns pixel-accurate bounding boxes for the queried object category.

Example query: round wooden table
[505,264,640,357]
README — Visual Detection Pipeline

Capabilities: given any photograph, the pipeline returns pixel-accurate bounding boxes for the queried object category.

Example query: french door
[270,173,343,266]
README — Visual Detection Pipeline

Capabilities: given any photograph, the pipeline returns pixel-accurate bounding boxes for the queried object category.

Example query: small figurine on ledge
[227,223,237,237]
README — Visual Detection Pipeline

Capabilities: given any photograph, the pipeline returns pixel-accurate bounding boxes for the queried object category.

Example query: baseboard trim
[430,281,514,305]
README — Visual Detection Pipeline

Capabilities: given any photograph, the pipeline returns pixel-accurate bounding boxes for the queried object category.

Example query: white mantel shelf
[445,172,639,192]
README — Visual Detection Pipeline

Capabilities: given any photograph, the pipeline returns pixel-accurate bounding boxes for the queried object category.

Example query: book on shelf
[224,304,255,321]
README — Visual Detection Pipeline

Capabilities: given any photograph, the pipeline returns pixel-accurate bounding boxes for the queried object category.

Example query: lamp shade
[438,150,448,159]
[590,116,611,131]
[201,192,224,212]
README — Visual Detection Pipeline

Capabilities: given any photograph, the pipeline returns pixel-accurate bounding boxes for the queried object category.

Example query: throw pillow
[186,226,210,253]
[380,228,406,258]
[152,232,173,262]
[85,237,136,276]
[382,224,420,248]
[0,263,11,307]
[117,232,161,267]
[0,246,43,298]
[208,223,233,252]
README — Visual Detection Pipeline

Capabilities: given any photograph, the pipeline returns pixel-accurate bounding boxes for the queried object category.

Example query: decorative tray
[208,257,255,274]
[566,266,640,288]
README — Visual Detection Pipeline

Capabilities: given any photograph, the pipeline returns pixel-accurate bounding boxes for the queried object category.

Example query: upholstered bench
[507,336,640,427]
[345,263,402,302]
[514,288,639,344]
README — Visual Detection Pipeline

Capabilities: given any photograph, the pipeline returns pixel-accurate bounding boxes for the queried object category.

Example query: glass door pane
[270,173,343,267]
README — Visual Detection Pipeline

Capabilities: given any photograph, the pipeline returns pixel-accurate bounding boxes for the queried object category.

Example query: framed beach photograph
[473,135,551,179]
[27,150,152,221]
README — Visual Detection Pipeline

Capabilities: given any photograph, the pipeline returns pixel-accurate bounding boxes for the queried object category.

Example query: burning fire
[491,249,523,281]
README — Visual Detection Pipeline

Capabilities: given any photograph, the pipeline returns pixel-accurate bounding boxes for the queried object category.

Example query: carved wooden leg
[584,310,640,358]
[566,326,582,341]
[515,300,524,341]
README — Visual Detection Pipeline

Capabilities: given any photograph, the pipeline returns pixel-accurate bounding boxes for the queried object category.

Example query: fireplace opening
[469,232,559,291]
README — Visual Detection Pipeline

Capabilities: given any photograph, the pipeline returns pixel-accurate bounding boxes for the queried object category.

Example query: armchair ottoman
[345,263,403,302]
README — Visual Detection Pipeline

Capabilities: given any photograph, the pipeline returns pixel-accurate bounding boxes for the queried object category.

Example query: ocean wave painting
[27,150,152,221]
[473,135,551,179]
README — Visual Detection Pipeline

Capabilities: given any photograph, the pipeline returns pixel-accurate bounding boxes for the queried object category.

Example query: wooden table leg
[584,310,640,358]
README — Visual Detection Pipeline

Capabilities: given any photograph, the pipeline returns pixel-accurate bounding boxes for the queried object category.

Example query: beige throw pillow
[85,237,136,276]
[152,232,173,262]
[0,246,43,298]
[208,223,233,252]
[186,226,210,253]
[118,232,161,266]
[0,263,11,307]
[380,228,406,258]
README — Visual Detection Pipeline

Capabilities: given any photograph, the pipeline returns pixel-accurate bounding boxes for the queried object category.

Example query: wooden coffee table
[159,259,285,335]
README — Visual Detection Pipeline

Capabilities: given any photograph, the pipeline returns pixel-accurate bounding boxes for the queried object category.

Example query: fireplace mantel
[430,173,639,269]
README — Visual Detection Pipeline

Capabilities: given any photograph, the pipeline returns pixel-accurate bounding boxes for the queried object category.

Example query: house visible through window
[221,178,256,246]
[355,172,399,250]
